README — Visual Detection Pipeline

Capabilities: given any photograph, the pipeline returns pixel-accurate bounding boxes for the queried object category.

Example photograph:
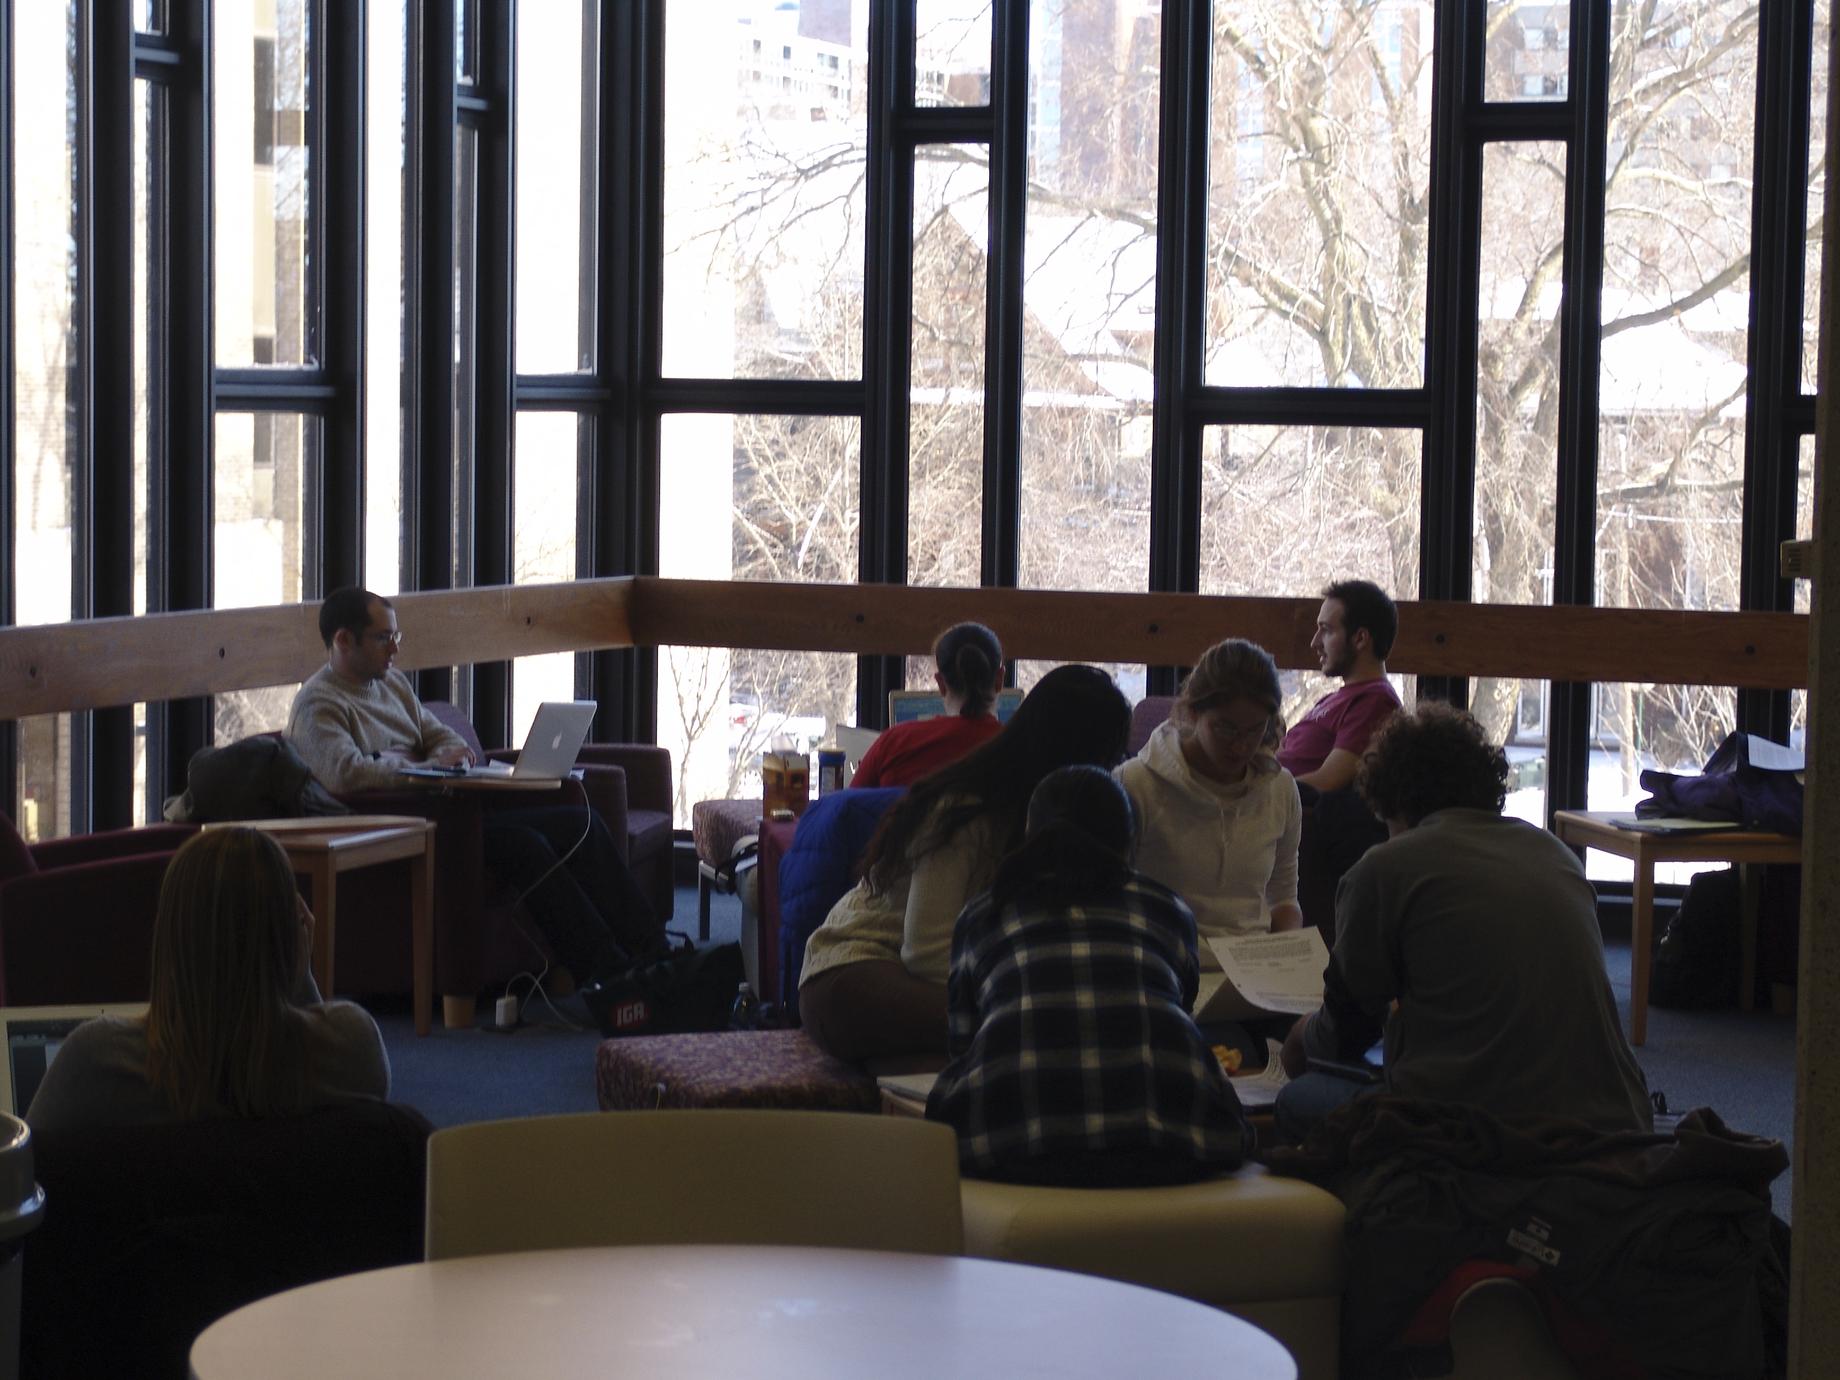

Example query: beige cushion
[960,1163,1344,1303]
[961,1165,1346,1380]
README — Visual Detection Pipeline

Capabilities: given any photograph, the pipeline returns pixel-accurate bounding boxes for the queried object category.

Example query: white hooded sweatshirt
[1114,720,1302,940]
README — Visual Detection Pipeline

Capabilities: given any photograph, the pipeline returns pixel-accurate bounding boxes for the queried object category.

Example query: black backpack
[593,940,746,1037]
[163,735,350,823]
[1651,867,1741,1010]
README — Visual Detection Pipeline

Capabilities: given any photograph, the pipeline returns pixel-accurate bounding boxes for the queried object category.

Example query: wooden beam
[629,578,1808,690]
[0,574,1808,720]
[0,579,637,718]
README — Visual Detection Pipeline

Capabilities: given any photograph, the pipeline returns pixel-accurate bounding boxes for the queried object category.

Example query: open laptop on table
[0,1002,150,1117]
[399,700,598,783]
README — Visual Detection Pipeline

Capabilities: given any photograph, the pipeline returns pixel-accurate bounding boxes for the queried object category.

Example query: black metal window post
[464,0,513,748]
[589,0,659,745]
[152,0,214,806]
[1738,0,1819,745]
[0,0,13,812]
[85,0,136,829]
[406,0,456,706]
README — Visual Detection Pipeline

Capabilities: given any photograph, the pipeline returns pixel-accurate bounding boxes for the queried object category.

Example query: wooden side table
[208,816,438,1036]
[1550,810,1800,1046]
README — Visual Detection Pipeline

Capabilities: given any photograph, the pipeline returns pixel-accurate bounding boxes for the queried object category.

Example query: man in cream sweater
[289,588,662,1030]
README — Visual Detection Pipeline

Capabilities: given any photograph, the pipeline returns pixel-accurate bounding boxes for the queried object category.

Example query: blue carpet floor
[375,884,1799,1221]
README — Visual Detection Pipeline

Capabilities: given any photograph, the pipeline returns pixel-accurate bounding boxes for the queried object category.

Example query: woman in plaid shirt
[927,766,1253,1185]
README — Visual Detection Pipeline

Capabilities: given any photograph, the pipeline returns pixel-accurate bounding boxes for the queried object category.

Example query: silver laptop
[0,1002,149,1117]
[401,700,598,782]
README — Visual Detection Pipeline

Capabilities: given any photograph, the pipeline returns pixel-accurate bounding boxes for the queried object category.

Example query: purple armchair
[0,815,198,1005]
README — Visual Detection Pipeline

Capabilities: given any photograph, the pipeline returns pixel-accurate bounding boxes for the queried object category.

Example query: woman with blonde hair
[1115,638,1302,940]
[27,828,389,1131]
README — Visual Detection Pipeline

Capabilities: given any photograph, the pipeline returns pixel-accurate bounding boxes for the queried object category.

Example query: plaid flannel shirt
[926,873,1252,1176]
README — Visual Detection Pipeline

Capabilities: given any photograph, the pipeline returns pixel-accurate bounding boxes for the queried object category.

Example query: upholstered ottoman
[595,1029,879,1113]
[959,1164,1346,1380]
[690,798,762,941]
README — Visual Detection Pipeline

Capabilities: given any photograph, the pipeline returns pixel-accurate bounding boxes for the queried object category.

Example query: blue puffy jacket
[777,787,904,1019]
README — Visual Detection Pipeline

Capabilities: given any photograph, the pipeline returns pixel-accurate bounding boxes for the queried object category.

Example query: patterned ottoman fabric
[596,1028,880,1112]
[691,798,763,869]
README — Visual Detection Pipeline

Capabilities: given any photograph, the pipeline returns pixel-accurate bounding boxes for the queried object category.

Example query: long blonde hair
[1174,639,1286,751]
[144,828,310,1118]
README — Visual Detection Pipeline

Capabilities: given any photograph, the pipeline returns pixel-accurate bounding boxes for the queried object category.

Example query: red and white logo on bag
[611,998,653,1031]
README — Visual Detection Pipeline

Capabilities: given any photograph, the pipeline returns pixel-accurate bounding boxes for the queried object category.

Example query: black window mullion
[467,0,513,747]
[856,0,915,728]
[591,0,660,745]
[87,0,137,829]
[1144,0,1209,699]
[979,0,1027,592]
[1737,0,1815,745]
[1414,0,1484,714]
[0,0,13,811]
[646,377,862,414]
[1542,0,1613,819]
[161,0,212,796]
[214,370,338,404]
[407,0,456,705]
[321,0,365,592]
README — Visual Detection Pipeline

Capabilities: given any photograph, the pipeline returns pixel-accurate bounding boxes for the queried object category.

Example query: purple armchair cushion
[1128,696,1175,756]
[0,852,177,1005]
[0,813,37,883]
[423,700,487,760]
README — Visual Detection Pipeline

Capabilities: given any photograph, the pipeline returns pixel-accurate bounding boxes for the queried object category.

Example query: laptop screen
[0,1004,148,1118]
[887,687,1025,726]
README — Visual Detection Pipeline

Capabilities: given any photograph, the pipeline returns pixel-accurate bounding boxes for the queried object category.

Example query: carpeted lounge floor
[374,883,1800,1222]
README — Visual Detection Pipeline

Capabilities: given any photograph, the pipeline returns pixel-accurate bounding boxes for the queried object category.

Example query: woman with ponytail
[850,622,1005,788]
[801,664,1129,1061]
[925,766,1251,1186]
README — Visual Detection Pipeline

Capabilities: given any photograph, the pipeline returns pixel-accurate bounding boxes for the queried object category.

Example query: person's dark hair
[861,664,1131,896]
[988,765,1137,912]
[1357,702,1507,826]
[934,622,1003,718]
[1324,579,1398,661]
[319,586,389,649]
[144,828,310,1119]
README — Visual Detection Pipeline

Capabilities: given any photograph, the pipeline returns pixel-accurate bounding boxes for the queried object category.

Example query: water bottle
[729,981,761,1031]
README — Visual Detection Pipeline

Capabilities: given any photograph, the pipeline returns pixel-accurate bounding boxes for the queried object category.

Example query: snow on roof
[1599,317,1746,417]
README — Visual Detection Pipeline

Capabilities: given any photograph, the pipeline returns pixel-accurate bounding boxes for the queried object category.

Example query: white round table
[190,1244,1297,1379]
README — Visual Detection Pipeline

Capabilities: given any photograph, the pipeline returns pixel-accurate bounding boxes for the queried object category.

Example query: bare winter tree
[658,0,1793,817]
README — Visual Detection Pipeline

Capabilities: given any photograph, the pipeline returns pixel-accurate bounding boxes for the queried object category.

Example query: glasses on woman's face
[1208,713,1270,745]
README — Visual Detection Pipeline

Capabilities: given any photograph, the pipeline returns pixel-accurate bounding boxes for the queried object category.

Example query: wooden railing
[0,575,1808,721]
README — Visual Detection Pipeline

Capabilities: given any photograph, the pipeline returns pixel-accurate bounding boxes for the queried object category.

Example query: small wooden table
[190,1244,1297,1379]
[208,816,437,1037]
[1551,810,1801,1046]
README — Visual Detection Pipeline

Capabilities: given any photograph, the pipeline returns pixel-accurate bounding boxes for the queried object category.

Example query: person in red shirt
[851,623,1005,788]
[1277,579,1401,796]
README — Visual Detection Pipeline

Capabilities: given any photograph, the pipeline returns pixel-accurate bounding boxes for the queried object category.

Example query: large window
[2,0,1824,837]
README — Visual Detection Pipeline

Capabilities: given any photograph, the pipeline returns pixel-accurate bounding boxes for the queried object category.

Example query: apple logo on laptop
[550,733,564,750]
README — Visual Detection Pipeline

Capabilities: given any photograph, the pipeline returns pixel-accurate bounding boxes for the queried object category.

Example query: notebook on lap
[400,700,598,782]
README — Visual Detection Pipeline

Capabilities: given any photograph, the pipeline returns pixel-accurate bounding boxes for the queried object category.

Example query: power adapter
[494,994,520,1029]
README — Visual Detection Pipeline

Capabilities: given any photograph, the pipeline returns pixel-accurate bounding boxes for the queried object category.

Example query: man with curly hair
[1274,703,1651,1137]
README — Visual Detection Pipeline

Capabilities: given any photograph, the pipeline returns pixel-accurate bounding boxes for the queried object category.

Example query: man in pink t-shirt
[1277,580,1401,794]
